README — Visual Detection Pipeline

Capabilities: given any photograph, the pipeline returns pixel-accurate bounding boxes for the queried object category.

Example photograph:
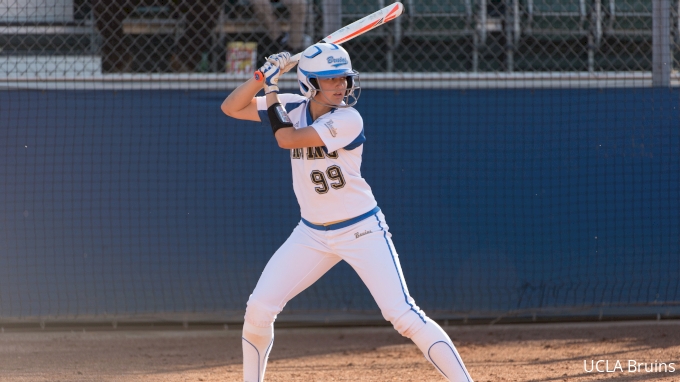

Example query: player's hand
[259,61,281,94]
[267,52,297,74]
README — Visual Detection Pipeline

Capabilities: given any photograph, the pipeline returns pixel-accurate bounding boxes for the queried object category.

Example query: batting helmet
[297,43,361,107]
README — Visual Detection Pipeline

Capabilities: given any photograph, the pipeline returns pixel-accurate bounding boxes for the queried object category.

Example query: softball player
[221,43,474,382]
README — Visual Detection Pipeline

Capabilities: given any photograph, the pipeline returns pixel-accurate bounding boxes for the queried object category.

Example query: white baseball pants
[242,208,474,382]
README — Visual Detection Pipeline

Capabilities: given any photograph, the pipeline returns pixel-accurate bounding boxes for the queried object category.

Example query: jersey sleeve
[255,94,306,126]
[310,108,365,153]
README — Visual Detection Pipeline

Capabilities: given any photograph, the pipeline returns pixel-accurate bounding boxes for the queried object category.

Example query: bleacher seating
[524,0,590,36]
[215,0,292,34]
[121,5,177,35]
[403,0,481,71]
[605,0,653,37]
[518,0,601,71]
[0,0,96,54]
[0,1,99,75]
[1,0,677,74]
[404,0,476,38]
[120,18,177,35]
[599,0,654,71]
[121,1,291,35]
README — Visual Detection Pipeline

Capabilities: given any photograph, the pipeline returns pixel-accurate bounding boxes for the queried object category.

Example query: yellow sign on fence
[226,42,257,74]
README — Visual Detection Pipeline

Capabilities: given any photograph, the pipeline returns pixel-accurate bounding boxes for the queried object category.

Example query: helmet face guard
[297,43,362,108]
[299,68,361,108]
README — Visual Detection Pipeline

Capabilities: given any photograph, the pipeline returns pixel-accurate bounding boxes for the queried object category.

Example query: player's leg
[409,317,473,382]
[242,223,340,382]
[337,212,474,382]
[242,321,273,382]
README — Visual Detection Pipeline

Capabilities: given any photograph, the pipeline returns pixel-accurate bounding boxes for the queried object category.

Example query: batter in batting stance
[221,43,474,382]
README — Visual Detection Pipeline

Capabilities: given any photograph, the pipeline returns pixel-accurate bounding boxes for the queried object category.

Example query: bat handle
[253,53,302,82]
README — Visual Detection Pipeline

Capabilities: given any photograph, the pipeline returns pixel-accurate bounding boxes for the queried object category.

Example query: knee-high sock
[242,321,274,382]
[410,318,474,382]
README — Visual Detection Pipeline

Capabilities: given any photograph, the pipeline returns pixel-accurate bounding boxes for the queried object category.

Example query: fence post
[652,0,671,87]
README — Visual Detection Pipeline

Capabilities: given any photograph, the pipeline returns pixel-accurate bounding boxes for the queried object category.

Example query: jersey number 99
[310,165,346,194]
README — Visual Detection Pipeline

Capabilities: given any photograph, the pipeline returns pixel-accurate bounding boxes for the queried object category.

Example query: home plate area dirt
[1,320,679,381]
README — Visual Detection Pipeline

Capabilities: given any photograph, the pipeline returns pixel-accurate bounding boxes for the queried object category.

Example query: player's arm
[254,52,324,149]
[265,92,324,149]
[220,77,262,122]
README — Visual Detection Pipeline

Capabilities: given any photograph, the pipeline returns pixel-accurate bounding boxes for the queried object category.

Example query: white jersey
[256,94,377,224]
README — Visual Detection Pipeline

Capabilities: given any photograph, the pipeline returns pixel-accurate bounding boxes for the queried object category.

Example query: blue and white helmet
[297,43,361,107]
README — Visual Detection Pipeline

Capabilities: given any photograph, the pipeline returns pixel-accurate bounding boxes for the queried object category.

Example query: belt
[301,206,380,231]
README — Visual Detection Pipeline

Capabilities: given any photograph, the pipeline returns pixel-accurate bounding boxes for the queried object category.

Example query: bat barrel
[253,2,403,79]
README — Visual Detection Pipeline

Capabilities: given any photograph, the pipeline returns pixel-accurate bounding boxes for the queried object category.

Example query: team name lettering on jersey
[291,147,339,160]
[354,230,372,239]
[324,120,337,137]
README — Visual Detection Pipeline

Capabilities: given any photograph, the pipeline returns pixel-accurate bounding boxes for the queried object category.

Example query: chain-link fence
[1,0,678,76]
[2,1,679,325]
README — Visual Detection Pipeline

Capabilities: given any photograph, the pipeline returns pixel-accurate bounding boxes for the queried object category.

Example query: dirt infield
[1,320,679,381]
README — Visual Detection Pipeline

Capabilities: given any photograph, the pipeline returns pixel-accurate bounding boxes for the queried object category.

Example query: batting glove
[266,52,297,74]
[259,61,281,94]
